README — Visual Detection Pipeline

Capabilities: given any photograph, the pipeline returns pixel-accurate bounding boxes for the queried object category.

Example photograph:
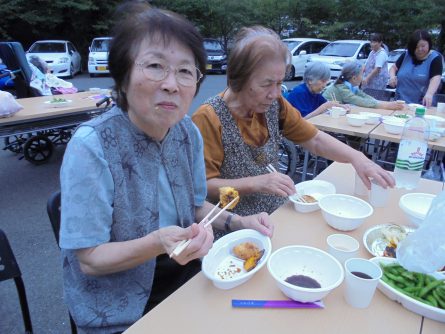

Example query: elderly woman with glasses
[286,61,348,119]
[59,4,272,333]
[193,26,395,239]
[323,60,404,110]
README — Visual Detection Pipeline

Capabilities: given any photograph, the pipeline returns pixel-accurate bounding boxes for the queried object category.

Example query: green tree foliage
[0,0,444,58]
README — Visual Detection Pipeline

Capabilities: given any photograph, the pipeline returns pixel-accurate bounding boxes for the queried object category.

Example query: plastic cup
[354,172,368,196]
[344,258,382,308]
[369,179,389,207]
[326,234,359,265]
[437,102,445,113]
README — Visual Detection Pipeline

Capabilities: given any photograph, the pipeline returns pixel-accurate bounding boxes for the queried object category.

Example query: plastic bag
[0,90,23,117]
[397,190,445,273]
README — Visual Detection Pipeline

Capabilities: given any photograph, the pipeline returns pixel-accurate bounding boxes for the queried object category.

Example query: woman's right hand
[254,172,295,197]
[160,223,214,265]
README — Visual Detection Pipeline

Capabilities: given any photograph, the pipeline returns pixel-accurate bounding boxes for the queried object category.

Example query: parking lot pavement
[0,147,70,334]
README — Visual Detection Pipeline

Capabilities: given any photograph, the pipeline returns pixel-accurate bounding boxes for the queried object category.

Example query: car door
[293,42,312,77]
[68,42,80,72]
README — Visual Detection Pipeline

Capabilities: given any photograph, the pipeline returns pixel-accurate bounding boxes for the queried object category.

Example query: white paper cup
[344,258,382,308]
[354,172,368,196]
[327,234,359,265]
[437,102,445,113]
[369,179,389,207]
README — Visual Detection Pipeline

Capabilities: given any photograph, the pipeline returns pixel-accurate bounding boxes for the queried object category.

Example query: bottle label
[395,140,427,171]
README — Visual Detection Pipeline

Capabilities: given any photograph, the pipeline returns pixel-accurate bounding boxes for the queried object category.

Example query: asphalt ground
[0,73,299,333]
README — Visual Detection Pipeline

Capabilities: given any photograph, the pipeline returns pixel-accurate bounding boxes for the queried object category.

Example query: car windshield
[388,50,405,62]
[29,42,66,53]
[91,39,111,52]
[283,40,302,52]
[320,42,361,57]
[204,40,223,52]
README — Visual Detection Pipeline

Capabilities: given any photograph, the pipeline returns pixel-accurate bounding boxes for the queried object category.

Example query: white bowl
[383,119,405,135]
[408,103,424,112]
[359,111,381,124]
[399,193,436,227]
[331,106,347,116]
[267,245,344,302]
[424,115,445,127]
[318,194,374,231]
[289,180,336,213]
[346,114,368,127]
[202,229,271,290]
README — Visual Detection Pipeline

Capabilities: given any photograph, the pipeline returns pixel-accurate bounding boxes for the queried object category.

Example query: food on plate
[50,97,68,103]
[381,225,408,258]
[219,186,239,209]
[285,274,321,288]
[380,263,445,310]
[215,259,243,280]
[232,242,264,272]
[301,194,317,203]
[394,113,410,119]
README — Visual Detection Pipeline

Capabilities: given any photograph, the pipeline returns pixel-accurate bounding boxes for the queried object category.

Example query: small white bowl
[346,114,368,127]
[331,106,347,116]
[424,115,445,127]
[318,194,374,231]
[202,229,271,290]
[399,193,436,227]
[359,111,381,125]
[267,245,344,302]
[289,180,336,213]
[383,119,405,135]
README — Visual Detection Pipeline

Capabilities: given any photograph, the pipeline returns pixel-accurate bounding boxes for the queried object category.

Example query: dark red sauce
[285,274,321,288]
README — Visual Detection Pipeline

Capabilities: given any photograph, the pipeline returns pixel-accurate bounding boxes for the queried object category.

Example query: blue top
[285,83,327,117]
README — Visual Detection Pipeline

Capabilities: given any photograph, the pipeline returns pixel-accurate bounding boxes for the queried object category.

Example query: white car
[88,37,112,77]
[387,49,405,72]
[282,38,330,80]
[27,40,82,78]
[307,40,375,79]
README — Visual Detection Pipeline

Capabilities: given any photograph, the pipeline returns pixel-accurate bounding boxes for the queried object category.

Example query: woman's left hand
[236,212,273,237]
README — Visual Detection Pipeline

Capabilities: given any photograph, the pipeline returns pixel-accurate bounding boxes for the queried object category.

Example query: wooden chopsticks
[170,196,239,258]
[266,164,277,173]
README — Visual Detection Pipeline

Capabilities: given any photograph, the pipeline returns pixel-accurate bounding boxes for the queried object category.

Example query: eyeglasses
[135,61,203,87]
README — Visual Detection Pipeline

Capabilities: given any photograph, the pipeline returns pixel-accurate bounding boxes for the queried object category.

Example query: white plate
[202,229,271,290]
[362,224,415,257]
[370,257,445,323]
[44,99,72,107]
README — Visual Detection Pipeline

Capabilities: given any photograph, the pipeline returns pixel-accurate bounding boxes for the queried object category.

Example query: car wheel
[89,73,96,78]
[285,66,295,81]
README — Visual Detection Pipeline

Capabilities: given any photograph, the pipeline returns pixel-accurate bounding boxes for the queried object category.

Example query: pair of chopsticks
[330,93,337,103]
[170,195,240,258]
[266,163,277,173]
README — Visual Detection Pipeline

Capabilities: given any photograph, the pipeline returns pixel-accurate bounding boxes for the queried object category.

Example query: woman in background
[362,33,389,90]
[388,29,443,107]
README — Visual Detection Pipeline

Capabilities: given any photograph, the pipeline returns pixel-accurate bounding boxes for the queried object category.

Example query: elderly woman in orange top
[192,26,395,236]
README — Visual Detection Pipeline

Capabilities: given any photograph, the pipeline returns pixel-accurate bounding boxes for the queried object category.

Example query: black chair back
[363,87,393,101]
[46,191,78,334]
[0,229,33,333]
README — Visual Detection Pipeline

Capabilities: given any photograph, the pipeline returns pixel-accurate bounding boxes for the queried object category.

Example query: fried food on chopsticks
[232,242,264,272]
[219,186,239,209]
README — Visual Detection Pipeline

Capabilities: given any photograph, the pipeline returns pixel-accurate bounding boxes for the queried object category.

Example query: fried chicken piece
[219,186,239,209]
[233,242,260,260]
[244,249,265,272]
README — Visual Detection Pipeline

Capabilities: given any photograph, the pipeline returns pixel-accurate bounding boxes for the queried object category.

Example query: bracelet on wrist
[224,213,234,233]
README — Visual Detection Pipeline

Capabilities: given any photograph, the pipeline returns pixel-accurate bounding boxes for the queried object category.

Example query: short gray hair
[335,60,363,84]
[303,61,331,84]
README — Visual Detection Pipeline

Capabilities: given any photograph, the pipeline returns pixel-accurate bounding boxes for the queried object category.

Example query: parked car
[387,48,405,72]
[307,40,378,78]
[282,38,330,80]
[203,38,227,74]
[88,37,112,77]
[26,40,82,78]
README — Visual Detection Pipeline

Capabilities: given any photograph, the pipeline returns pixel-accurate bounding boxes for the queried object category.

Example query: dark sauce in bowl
[351,271,372,279]
[285,274,321,288]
